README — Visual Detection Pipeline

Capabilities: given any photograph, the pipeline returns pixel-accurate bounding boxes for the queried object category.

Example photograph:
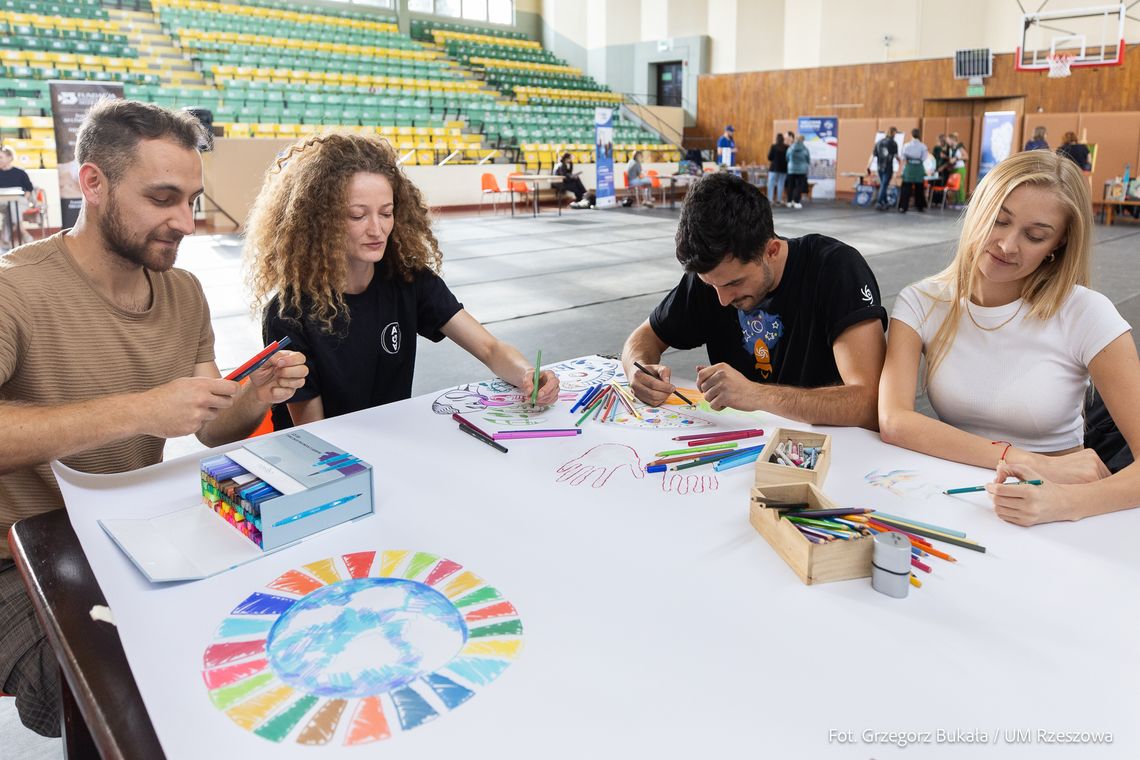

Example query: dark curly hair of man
[675,172,775,273]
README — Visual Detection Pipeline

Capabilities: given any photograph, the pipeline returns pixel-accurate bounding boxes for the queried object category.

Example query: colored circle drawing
[202,551,523,745]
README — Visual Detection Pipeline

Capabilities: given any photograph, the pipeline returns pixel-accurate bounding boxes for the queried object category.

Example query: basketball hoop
[1046,54,1075,78]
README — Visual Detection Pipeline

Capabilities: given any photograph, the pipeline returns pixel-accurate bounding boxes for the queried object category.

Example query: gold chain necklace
[965,299,1022,332]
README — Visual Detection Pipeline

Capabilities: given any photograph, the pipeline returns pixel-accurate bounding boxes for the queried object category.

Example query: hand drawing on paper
[555,443,646,488]
[659,471,719,495]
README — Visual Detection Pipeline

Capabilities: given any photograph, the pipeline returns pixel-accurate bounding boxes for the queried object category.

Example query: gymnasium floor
[5,198,1140,757]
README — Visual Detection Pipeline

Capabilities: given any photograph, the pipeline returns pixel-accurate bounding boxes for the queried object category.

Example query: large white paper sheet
[57,359,1140,758]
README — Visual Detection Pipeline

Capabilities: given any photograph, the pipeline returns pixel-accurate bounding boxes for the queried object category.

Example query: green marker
[531,349,541,406]
[943,479,1043,495]
[654,442,739,458]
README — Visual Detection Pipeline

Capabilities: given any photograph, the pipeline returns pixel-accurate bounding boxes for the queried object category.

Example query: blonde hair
[245,132,442,333]
[922,150,1092,381]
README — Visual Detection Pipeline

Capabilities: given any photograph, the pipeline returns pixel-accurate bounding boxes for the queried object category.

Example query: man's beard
[100,192,181,271]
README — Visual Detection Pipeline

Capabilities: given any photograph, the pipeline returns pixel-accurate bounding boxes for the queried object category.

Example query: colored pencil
[493,429,582,440]
[910,574,922,588]
[451,412,494,442]
[575,387,610,426]
[673,428,765,442]
[755,501,811,510]
[648,451,723,467]
[783,507,874,519]
[458,423,508,453]
[655,442,739,457]
[714,450,762,471]
[911,556,933,574]
[873,511,967,538]
[943,479,1043,495]
[632,360,695,406]
[531,350,541,405]
[685,431,766,446]
[611,382,644,420]
[869,515,986,553]
[225,336,292,382]
[672,446,759,471]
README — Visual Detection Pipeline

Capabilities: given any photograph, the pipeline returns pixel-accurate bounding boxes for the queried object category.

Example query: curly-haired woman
[246,132,559,428]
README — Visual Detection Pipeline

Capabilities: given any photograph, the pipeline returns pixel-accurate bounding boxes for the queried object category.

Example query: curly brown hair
[245,132,443,332]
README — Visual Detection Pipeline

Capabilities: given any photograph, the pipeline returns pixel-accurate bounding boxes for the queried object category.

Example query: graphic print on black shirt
[263,263,462,429]
[648,234,887,389]
[737,308,784,378]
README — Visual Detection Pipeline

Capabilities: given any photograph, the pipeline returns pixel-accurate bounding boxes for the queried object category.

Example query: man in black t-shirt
[621,172,887,429]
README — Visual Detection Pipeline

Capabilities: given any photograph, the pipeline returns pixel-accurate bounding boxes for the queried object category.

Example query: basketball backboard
[1016,3,1126,71]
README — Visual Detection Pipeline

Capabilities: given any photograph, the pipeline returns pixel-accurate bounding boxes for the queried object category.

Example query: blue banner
[594,107,615,208]
[797,116,838,199]
[979,111,1016,183]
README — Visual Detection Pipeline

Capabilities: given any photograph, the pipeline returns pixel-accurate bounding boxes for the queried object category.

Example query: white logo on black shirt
[860,285,874,305]
[381,322,401,354]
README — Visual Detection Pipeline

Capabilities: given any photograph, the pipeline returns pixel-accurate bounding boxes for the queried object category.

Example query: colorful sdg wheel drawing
[202,550,523,745]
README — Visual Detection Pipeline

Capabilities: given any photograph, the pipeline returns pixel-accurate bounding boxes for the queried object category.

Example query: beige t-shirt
[0,232,214,559]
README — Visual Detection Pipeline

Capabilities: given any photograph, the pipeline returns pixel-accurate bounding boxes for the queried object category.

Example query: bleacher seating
[0,0,678,170]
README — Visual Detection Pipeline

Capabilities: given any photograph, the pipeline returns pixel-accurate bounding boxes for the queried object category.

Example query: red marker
[225,337,292,382]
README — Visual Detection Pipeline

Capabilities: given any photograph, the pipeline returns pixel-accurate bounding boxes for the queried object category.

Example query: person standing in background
[766,133,787,208]
[869,127,899,211]
[786,135,810,209]
[717,125,737,166]
[898,128,929,213]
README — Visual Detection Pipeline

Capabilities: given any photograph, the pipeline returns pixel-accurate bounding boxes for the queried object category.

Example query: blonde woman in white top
[879,150,1140,526]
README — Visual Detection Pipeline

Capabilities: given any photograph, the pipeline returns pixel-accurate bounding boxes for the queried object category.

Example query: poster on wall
[797,116,838,199]
[594,107,615,208]
[979,110,1016,183]
[49,81,124,228]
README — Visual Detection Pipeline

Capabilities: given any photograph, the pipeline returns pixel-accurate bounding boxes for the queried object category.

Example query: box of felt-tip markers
[200,429,374,551]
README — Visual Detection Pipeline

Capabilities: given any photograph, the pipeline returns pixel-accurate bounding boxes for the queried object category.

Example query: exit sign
[967,84,985,97]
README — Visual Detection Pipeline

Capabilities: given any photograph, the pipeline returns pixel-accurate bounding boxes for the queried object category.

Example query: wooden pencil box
[749,482,873,585]
[753,426,832,487]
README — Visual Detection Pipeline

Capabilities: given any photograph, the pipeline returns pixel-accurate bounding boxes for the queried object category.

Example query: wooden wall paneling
[695,45,1140,167]
[774,118,797,140]
[1077,112,1140,199]
[921,117,947,145]
[837,118,876,196]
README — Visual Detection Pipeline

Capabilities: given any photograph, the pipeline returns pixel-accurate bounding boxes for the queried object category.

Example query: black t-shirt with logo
[649,234,887,388]
[263,263,462,429]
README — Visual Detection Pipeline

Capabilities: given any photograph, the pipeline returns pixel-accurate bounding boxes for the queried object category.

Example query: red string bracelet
[992,440,1012,463]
